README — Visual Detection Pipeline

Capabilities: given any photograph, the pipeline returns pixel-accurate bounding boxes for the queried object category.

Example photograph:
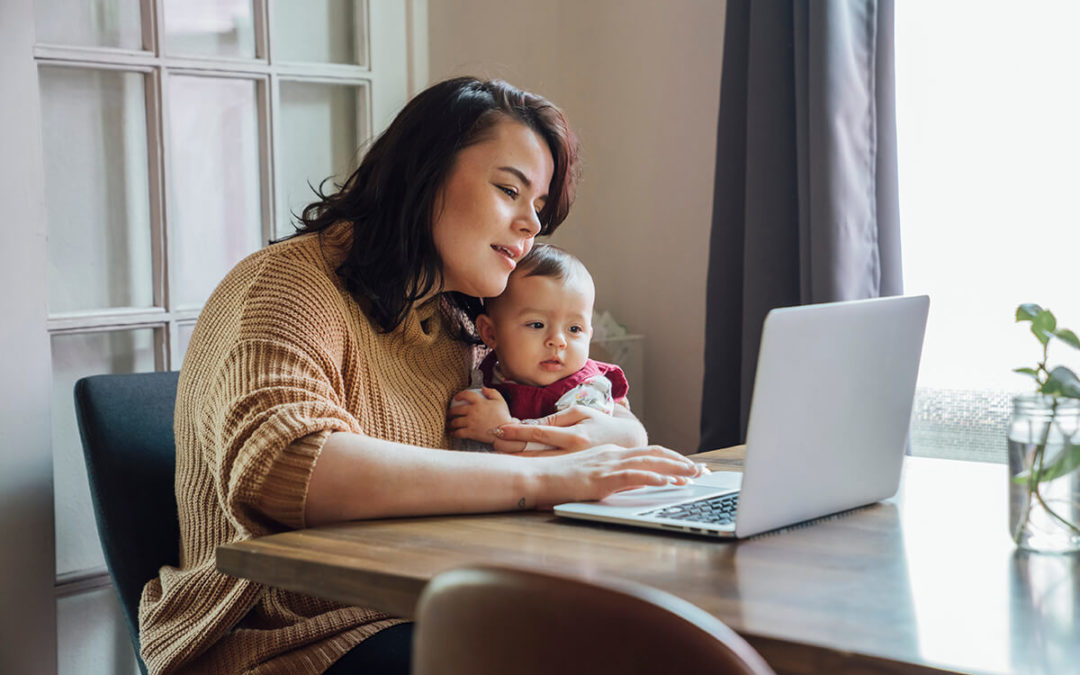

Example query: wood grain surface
[217,447,1079,675]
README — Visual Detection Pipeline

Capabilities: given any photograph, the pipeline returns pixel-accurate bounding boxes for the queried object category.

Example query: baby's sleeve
[554,375,616,415]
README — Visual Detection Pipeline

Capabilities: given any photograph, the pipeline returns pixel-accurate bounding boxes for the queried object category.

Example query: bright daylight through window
[896,0,1080,462]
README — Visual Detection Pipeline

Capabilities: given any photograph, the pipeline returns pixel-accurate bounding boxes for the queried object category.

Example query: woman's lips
[491,244,517,270]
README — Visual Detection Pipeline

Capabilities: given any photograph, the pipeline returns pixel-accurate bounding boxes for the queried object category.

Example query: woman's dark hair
[291,77,580,334]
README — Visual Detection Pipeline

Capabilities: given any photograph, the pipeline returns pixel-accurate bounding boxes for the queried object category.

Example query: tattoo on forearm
[518,497,527,510]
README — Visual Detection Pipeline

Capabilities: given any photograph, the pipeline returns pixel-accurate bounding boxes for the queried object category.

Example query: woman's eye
[498,185,518,199]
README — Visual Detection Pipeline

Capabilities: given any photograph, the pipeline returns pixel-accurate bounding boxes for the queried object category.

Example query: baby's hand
[447,387,516,444]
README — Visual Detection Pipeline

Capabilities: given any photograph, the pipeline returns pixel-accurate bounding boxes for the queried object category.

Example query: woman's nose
[517,208,542,238]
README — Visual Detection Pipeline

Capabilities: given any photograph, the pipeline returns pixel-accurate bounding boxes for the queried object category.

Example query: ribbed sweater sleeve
[139,224,472,674]
[202,250,359,533]
[211,339,355,532]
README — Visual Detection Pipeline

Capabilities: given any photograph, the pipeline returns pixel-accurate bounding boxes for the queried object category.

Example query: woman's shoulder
[197,227,363,350]
[214,233,342,306]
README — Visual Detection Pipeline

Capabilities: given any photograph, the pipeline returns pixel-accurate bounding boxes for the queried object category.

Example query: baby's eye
[569,325,584,334]
[526,321,544,329]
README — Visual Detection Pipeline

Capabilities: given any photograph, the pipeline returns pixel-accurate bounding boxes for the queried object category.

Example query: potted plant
[1009,304,1080,552]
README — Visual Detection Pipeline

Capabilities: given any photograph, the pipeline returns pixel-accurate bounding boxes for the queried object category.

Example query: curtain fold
[699,0,901,450]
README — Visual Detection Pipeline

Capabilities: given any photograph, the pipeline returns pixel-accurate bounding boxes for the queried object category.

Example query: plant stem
[1014,398,1080,544]
[1031,484,1080,537]
[1030,414,1080,537]
[1014,450,1042,545]
[1014,399,1054,545]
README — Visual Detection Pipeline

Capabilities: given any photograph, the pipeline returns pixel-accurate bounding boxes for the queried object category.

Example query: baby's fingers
[452,389,486,404]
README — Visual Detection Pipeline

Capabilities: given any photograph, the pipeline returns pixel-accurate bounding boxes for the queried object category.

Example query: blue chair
[74,371,181,675]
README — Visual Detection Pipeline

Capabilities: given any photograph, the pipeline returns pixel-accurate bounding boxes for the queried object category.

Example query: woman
[139,77,703,674]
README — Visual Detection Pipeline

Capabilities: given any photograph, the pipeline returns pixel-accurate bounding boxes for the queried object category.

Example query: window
[895,0,1080,463]
[36,0,378,668]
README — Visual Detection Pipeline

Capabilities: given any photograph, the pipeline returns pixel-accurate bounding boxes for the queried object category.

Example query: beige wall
[428,0,726,451]
[1,0,58,670]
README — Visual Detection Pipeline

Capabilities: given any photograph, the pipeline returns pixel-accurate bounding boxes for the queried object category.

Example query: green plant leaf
[1042,367,1080,399]
[1016,304,1043,323]
[1013,367,1039,378]
[1032,309,1057,345]
[1054,328,1080,351]
[1012,471,1033,485]
[1032,441,1080,483]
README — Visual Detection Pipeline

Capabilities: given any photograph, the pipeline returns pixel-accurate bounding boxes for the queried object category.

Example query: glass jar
[1008,394,1080,553]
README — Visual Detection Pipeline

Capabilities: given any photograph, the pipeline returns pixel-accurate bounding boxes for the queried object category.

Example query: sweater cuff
[255,428,334,531]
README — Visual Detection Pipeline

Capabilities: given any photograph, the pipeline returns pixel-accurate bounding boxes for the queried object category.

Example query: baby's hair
[482,244,593,313]
[517,243,591,284]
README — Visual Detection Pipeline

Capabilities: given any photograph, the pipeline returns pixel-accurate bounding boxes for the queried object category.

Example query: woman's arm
[304,430,700,526]
[491,404,648,453]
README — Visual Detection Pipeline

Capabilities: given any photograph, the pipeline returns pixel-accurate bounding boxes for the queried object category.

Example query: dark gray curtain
[699,0,902,450]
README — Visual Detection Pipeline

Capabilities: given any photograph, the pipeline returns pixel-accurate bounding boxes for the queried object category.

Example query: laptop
[554,295,929,539]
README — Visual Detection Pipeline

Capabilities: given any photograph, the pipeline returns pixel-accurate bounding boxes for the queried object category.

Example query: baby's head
[477,244,595,387]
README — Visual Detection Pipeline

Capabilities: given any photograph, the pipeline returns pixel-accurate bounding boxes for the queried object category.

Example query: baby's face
[478,272,594,387]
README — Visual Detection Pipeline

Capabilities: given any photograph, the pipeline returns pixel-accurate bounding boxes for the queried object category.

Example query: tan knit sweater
[139,222,471,674]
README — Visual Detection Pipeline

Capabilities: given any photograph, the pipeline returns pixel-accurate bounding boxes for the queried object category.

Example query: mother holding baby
[139,77,703,674]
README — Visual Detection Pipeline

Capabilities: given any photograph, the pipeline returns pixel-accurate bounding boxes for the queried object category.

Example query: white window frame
[38,0,377,596]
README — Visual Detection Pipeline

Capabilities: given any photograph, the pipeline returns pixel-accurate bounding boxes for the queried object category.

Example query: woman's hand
[530,444,706,508]
[492,404,647,453]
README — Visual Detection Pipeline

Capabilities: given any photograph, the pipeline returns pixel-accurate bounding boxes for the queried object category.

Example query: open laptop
[554,295,929,539]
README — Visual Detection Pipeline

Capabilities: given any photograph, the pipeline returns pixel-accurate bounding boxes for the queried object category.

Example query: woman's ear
[476,314,498,350]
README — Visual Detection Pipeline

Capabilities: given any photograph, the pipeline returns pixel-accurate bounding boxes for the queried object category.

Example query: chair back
[73,371,181,674]
[413,564,776,675]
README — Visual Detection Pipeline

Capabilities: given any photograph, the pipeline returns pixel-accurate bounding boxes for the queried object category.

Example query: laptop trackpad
[595,471,743,509]
[692,470,743,490]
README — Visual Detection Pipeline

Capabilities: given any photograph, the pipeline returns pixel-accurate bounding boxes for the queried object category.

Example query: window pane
[896,0,1080,462]
[272,0,364,65]
[51,329,158,575]
[35,0,143,50]
[175,321,197,367]
[278,81,364,238]
[168,75,262,309]
[163,0,255,59]
[39,67,154,314]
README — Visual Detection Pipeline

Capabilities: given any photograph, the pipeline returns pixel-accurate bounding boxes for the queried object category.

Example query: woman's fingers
[606,470,692,490]
[492,438,529,453]
[613,448,702,476]
[530,406,594,428]
[531,445,706,505]
[496,423,589,451]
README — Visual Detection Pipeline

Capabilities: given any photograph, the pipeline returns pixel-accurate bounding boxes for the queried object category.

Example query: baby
[448,243,629,451]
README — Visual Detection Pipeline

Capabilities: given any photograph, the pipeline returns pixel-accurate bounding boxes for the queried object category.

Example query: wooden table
[217,448,1080,675]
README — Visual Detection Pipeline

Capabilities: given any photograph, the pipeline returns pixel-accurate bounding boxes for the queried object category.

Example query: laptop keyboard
[641,492,739,525]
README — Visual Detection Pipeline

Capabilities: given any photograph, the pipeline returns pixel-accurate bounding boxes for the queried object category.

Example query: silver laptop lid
[733,295,929,538]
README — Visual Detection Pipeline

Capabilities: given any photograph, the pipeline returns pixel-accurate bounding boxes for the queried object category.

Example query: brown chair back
[413,564,775,675]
